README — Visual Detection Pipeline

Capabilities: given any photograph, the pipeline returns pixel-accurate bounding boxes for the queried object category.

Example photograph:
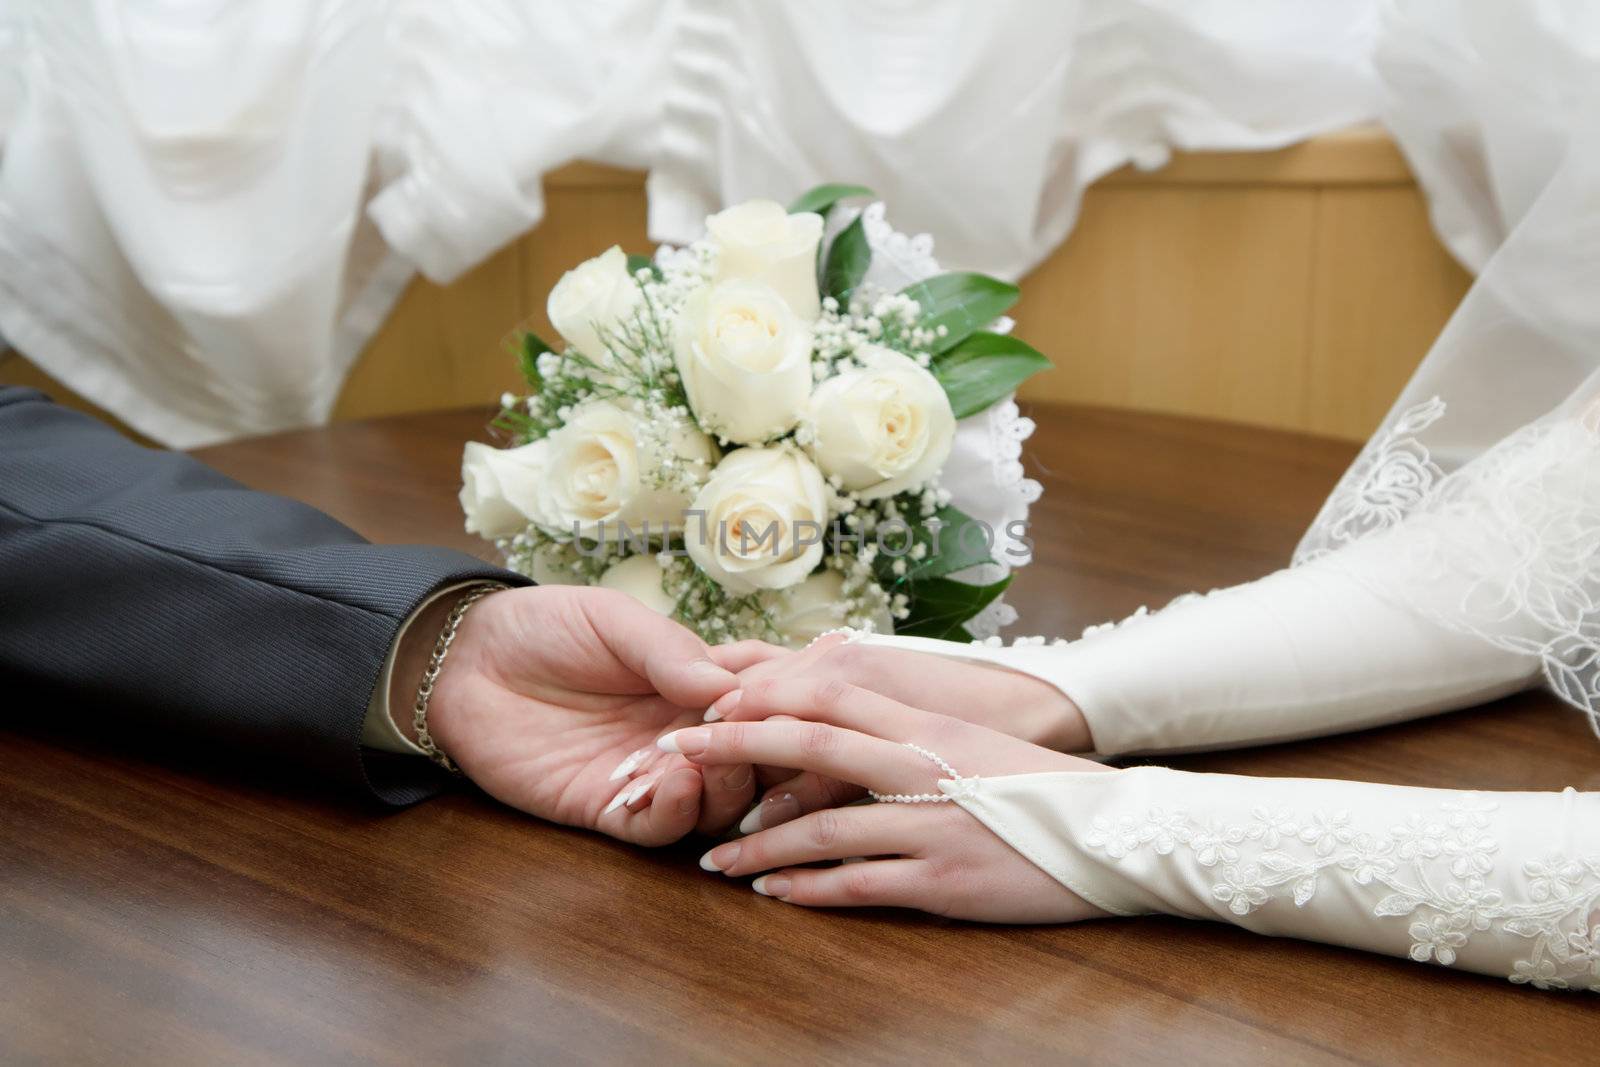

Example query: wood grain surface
[3,404,1593,1065]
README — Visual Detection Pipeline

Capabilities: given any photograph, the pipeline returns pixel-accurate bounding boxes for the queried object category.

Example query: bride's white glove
[676,680,1600,989]
[663,678,1110,922]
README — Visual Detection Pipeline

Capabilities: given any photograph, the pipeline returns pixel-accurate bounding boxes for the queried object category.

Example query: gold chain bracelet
[413,582,508,772]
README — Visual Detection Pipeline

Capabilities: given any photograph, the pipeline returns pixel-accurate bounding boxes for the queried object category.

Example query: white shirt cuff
[361,582,478,756]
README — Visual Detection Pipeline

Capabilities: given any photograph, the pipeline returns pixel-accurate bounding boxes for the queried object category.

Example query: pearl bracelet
[868,742,975,804]
[412,582,508,772]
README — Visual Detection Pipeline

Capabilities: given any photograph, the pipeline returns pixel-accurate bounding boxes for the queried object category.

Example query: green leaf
[517,331,555,388]
[822,214,871,303]
[931,331,1053,419]
[897,575,1014,641]
[625,253,661,280]
[787,183,874,217]
[875,503,993,585]
[900,272,1019,354]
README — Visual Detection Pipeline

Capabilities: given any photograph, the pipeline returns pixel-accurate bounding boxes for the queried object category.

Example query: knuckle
[742,677,776,707]
[841,867,877,903]
[717,721,749,757]
[808,809,840,850]
[798,722,836,758]
[812,677,851,711]
[822,643,860,672]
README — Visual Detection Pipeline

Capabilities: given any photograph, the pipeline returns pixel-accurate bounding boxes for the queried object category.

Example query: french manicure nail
[699,842,739,872]
[602,784,631,816]
[657,727,709,755]
[747,791,800,833]
[608,747,649,781]
[625,777,654,807]
[752,874,792,899]
[704,690,742,723]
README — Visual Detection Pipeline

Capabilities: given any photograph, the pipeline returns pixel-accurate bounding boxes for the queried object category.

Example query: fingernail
[704,691,742,723]
[699,842,739,872]
[738,792,799,834]
[752,874,792,899]
[720,765,752,792]
[602,783,631,815]
[608,747,649,781]
[624,776,655,808]
[657,727,710,756]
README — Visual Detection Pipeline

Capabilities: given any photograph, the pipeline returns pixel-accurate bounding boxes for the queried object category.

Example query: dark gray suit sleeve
[0,387,528,806]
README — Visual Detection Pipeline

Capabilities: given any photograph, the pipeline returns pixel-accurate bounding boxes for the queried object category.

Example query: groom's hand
[392,586,756,844]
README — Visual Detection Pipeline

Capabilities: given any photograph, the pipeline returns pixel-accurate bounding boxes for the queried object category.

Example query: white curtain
[0,0,1381,447]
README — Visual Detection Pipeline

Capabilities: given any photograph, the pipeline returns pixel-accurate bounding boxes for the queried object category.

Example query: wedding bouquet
[459,185,1048,647]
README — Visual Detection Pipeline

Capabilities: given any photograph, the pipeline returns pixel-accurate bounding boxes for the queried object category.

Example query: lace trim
[1086,791,1600,990]
[1296,396,1448,563]
[1294,398,1600,734]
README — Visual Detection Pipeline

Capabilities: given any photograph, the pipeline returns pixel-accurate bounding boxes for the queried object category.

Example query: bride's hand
[658,680,1113,922]
[706,634,1092,834]
[713,634,1090,750]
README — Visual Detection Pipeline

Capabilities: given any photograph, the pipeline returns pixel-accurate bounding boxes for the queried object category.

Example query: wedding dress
[844,418,1600,989]
[838,8,1600,989]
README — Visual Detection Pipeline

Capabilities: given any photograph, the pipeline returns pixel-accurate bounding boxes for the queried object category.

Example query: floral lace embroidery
[1297,396,1447,560]
[1085,792,1600,990]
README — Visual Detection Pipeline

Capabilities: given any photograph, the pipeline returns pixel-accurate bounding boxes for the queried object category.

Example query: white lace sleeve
[950,767,1600,990]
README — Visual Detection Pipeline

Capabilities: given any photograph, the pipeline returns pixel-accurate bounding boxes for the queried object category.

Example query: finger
[623,770,663,813]
[695,758,758,836]
[715,677,931,740]
[588,591,738,709]
[734,631,851,686]
[708,640,789,673]
[614,766,703,846]
[658,721,926,793]
[750,859,936,911]
[701,805,919,877]
[736,772,868,834]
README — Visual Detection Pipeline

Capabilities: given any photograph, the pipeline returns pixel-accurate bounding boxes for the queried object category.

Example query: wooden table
[5,405,1594,1064]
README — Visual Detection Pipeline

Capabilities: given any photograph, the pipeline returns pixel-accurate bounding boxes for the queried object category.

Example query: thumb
[588,592,738,708]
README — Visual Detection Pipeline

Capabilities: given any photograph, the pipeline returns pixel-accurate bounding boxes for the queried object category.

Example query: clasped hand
[415,588,1104,921]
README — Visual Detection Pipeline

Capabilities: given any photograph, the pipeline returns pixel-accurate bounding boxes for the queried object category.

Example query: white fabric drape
[0,0,670,447]
[648,0,1380,277]
[0,0,1380,446]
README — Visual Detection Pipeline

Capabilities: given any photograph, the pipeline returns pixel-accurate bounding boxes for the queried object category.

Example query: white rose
[707,199,823,320]
[538,399,715,540]
[547,245,642,365]
[805,345,956,500]
[764,569,892,647]
[459,439,549,539]
[674,279,813,445]
[598,554,677,615]
[686,446,828,594]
